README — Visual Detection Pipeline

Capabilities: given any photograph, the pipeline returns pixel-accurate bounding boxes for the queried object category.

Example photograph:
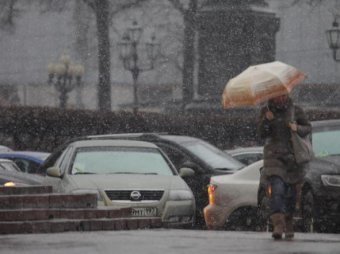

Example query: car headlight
[168,190,193,201]
[71,189,103,201]
[321,175,340,187]
[4,181,16,187]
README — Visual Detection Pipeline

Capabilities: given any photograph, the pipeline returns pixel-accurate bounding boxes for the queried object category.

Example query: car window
[11,159,29,173]
[181,140,244,171]
[0,162,21,172]
[156,144,191,170]
[312,129,340,157]
[233,153,263,166]
[70,146,174,176]
[25,161,41,174]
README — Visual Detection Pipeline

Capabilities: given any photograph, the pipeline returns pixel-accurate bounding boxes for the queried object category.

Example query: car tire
[225,207,257,231]
[301,188,319,233]
[256,191,271,232]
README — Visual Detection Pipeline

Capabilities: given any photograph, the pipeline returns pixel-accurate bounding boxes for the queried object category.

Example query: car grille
[105,190,164,201]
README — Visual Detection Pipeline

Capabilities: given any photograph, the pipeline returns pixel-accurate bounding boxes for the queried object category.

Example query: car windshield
[312,128,340,157]
[180,140,244,171]
[71,146,174,176]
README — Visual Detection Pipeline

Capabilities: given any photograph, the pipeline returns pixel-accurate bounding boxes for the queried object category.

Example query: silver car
[42,139,195,228]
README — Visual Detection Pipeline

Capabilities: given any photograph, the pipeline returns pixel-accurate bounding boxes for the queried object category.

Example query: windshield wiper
[108,172,137,174]
[108,172,158,175]
[214,167,242,171]
[74,172,96,175]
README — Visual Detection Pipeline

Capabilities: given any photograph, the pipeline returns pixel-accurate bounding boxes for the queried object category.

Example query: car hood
[68,174,189,191]
[1,171,44,185]
[317,155,340,166]
[310,155,340,173]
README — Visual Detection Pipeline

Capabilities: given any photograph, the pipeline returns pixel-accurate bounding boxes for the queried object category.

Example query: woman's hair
[268,94,292,110]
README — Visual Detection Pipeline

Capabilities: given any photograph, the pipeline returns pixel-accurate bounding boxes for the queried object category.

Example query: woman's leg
[270,176,287,213]
[285,183,297,239]
[269,176,286,239]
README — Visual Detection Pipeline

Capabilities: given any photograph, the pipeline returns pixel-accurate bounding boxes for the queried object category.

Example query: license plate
[131,207,157,217]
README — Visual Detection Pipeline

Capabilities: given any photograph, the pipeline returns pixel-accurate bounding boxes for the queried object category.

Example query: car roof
[85,132,198,143]
[226,146,264,155]
[70,139,159,148]
[0,151,50,161]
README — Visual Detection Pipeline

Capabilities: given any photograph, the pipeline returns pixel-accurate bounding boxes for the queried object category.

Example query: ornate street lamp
[326,18,340,62]
[47,53,85,109]
[118,20,160,114]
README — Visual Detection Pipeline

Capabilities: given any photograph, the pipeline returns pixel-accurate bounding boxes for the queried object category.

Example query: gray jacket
[257,99,312,184]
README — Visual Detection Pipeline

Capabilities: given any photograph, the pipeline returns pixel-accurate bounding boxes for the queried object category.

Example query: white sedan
[204,160,263,231]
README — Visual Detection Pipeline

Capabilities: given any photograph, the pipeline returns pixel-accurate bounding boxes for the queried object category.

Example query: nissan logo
[130,191,142,201]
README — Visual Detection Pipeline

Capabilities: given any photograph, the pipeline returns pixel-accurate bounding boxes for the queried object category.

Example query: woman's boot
[285,214,294,239]
[271,213,285,240]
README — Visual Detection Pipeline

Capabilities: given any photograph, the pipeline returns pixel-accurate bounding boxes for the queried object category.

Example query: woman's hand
[265,111,274,121]
[288,122,298,132]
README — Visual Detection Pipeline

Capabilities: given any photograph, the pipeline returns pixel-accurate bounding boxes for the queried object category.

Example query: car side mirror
[46,167,62,178]
[179,167,195,178]
[181,160,198,169]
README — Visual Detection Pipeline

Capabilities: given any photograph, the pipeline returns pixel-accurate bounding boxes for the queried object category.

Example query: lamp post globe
[326,19,340,62]
[47,53,84,109]
[118,20,159,114]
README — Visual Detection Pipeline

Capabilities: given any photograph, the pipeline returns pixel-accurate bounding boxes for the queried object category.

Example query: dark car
[0,151,50,174]
[0,158,44,186]
[257,119,340,233]
[39,133,244,227]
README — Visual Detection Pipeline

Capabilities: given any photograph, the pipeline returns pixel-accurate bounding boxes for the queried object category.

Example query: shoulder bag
[290,107,314,164]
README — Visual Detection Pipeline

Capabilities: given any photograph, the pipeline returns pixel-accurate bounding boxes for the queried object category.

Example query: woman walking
[257,94,311,240]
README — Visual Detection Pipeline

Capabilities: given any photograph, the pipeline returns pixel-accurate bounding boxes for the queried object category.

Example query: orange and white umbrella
[222,61,305,108]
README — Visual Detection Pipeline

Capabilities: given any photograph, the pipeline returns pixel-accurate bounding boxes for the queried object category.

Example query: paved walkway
[1,229,339,254]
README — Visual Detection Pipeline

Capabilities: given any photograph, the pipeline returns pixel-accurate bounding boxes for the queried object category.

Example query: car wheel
[256,191,271,232]
[225,207,257,231]
[301,188,319,233]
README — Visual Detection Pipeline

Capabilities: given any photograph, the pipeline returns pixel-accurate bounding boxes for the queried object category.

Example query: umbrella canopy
[222,61,305,108]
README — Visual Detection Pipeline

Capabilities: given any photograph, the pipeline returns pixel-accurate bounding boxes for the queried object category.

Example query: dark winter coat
[257,98,312,184]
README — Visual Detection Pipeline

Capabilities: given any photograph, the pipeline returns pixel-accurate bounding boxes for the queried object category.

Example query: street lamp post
[118,21,160,114]
[47,53,85,109]
[326,18,340,62]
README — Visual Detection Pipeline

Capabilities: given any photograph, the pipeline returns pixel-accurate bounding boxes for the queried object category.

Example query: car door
[43,146,73,192]
[155,142,209,223]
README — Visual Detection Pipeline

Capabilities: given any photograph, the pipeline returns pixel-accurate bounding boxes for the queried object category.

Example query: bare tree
[0,0,150,111]
[0,0,18,29]
[81,0,149,111]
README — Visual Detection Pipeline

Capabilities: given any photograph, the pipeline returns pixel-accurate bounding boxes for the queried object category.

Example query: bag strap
[290,106,295,123]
